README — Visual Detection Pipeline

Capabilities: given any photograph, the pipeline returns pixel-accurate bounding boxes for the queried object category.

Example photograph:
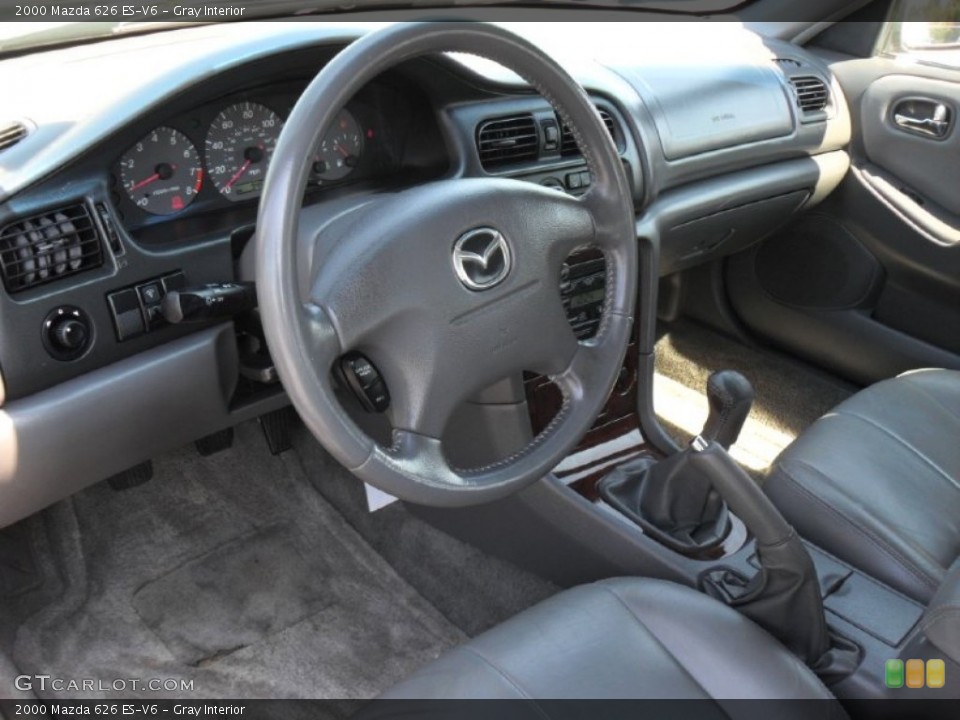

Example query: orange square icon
[905,659,925,688]
[927,659,946,689]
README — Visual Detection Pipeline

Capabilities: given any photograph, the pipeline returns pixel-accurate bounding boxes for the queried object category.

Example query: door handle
[893,99,952,139]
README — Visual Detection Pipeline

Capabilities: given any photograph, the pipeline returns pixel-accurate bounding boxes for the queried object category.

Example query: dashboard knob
[52,318,89,351]
[42,306,93,361]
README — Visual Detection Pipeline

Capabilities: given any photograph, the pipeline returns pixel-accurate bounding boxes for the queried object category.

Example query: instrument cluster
[113,85,386,223]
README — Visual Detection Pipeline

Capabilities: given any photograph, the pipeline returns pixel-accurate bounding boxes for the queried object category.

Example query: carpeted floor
[654,320,857,474]
[1,419,557,700]
[3,422,478,700]
[291,425,558,638]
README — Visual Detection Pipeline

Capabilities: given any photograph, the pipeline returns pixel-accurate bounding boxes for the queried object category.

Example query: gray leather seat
[382,578,835,701]
[766,369,960,603]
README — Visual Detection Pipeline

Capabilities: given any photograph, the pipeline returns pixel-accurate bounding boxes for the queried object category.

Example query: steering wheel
[256,22,637,507]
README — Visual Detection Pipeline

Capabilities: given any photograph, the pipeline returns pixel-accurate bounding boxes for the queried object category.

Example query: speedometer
[205,102,283,202]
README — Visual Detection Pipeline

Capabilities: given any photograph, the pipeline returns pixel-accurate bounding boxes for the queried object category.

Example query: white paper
[364,483,398,512]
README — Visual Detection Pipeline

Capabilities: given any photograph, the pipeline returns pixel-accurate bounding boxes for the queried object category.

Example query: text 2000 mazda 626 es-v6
[0,1,958,715]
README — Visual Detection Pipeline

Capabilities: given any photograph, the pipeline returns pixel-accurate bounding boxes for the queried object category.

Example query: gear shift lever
[599,371,754,555]
[702,370,754,449]
[690,438,830,666]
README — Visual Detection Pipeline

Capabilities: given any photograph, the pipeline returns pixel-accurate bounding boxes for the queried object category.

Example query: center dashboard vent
[476,114,539,169]
[560,109,618,156]
[0,203,105,294]
[790,76,830,114]
[0,121,28,152]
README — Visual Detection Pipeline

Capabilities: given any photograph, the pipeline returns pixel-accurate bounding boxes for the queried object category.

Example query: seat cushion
[381,577,836,702]
[766,369,960,603]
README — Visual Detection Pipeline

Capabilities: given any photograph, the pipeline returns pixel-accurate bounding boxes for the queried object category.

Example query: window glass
[878,0,960,68]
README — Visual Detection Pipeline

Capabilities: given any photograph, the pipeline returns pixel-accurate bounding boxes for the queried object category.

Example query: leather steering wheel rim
[256,22,637,507]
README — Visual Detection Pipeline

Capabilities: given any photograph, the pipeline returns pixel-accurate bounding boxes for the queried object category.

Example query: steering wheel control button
[339,353,390,413]
[42,306,93,361]
[452,227,512,291]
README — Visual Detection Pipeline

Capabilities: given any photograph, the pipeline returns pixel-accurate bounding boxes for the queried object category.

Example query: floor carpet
[7,422,467,700]
[654,319,856,474]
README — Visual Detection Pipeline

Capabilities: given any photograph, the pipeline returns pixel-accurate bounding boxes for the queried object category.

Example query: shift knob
[701,370,754,449]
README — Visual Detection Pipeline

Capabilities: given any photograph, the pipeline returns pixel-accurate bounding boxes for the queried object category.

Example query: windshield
[0,0,754,54]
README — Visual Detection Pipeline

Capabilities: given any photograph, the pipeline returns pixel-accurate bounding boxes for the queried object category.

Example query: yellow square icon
[905,659,925,688]
[927,659,946,689]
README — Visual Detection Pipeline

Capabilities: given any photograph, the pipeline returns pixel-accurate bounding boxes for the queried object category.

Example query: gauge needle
[130,173,161,192]
[334,142,350,158]
[130,163,178,192]
[224,159,252,191]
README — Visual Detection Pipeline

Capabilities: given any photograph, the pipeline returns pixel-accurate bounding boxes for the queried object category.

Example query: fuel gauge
[313,109,364,182]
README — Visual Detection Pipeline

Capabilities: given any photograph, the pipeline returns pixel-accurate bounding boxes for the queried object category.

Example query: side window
[877,0,960,69]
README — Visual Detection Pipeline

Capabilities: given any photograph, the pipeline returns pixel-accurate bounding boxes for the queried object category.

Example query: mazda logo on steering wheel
[452,227,512,291]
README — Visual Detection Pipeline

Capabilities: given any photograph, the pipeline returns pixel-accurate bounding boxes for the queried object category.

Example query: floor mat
[654,320,856,474]
[10,422,465,700]
[132,525,332,666]
[292,426,559,637]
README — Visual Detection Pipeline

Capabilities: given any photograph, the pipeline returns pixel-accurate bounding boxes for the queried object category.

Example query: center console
[524,247,647,496]
[427,337,952,704]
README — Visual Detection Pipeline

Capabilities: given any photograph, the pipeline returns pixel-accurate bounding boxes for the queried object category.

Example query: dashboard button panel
[107,271,185,341]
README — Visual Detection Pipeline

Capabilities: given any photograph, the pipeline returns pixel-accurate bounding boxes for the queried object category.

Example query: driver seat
[381,577,838,705]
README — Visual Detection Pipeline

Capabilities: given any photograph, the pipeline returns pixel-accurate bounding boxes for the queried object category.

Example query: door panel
[861,75,959,216]
[725,48,960,386]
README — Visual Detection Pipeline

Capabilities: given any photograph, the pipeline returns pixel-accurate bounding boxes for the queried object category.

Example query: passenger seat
[765,369,960,604]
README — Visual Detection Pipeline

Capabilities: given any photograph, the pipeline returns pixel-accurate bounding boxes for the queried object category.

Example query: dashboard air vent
[0,203,104,294]
[476,114,538,169]
[0,121,28,152]
[560,109,618,156]
[790,76,829,114]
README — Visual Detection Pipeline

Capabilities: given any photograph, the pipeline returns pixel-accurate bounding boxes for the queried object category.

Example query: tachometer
[313,108,364,182]
[119,127,203,216]
[205,102,283,201]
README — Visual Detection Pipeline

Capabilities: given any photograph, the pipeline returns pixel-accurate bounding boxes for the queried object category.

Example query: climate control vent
[0,121,28,152]
[476,114,538,169]
[790,76,829,114]
[560,109,618,156]
[0,203,104,294]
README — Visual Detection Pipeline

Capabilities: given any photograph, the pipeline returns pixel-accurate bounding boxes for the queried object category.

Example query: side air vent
[560,109,618,156]
[790,76,830,114]
[0,121,28,152]
[476,114,538,169]
[0,203,105,294]
[773,57,802,68]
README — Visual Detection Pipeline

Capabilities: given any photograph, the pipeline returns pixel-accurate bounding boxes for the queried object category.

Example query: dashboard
[113,80,421,231]
[0,20,852,529]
